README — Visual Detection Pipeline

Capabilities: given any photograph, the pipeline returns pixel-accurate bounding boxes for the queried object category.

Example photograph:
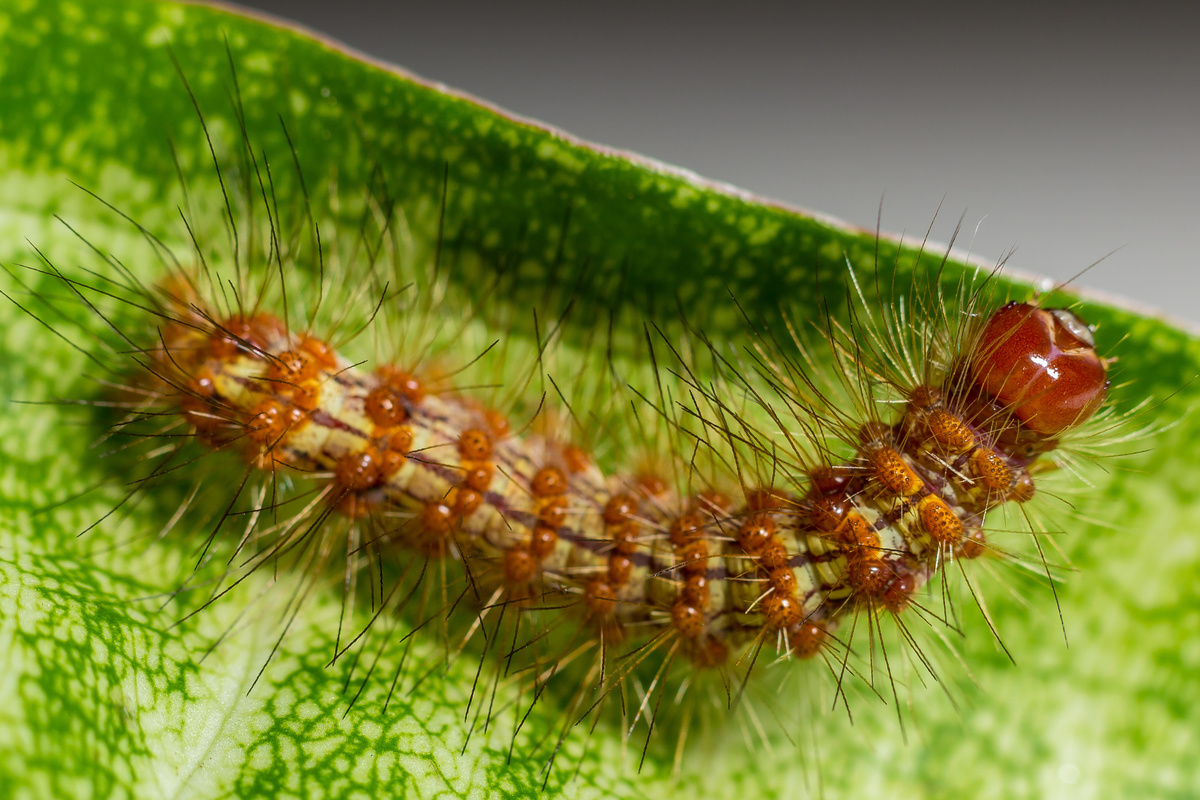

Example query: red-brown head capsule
[971,302,1109,435]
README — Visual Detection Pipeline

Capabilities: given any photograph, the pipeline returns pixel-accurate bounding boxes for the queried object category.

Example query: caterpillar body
[21,170,1117,790]
[149,270,1109,677]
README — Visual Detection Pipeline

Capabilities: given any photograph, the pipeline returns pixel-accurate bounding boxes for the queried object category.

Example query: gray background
[227,0,1200,327]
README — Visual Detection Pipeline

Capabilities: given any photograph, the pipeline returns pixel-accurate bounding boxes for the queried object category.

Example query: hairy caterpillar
[3,4,1194,800]
[10,68,1119,793]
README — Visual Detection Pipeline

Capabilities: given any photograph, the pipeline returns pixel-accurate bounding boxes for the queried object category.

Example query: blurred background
[230,0,1200,327]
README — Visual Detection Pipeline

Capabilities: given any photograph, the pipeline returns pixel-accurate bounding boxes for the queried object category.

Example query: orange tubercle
[503,546,537,585]
[366,384,409,428]
[918,494,965,545]
[602,494,638,525]
[670,602,705,639]
[458,428,494,461]
[866,445,924,497]
[531,466,567,498]
[790,622,827,659]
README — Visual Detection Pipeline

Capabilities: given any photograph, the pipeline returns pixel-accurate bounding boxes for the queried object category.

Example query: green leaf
[2,1,1198,798]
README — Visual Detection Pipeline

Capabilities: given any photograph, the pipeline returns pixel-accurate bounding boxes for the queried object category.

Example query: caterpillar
[10,84,1120,794]
[5,6,1190,800]
[142,245,1111,723]
[112,220,1110,672]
